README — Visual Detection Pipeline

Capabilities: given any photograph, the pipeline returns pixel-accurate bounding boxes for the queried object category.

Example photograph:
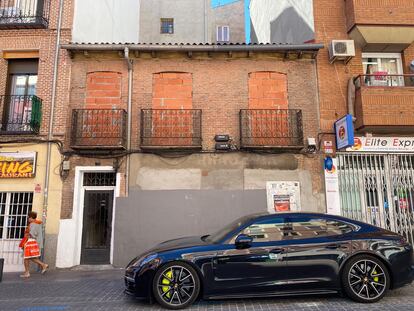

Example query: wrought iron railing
[0,95,42,134]
[71,109,127,149]
[240,109,303,148]
[0,0,50,28]
[141,109,202,148]
[354,74,414,88]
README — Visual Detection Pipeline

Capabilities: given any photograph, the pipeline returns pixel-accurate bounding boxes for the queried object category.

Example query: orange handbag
[24,239,40,259]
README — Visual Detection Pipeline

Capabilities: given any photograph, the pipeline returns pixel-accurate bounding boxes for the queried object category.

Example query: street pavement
[0,268,413,311]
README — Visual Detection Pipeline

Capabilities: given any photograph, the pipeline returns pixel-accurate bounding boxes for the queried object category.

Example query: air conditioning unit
[328,40,355,64]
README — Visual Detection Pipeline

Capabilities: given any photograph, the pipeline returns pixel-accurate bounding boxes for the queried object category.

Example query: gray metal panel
[113,189,266,267]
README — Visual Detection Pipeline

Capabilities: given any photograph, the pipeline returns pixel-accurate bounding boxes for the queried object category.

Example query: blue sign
[334,114,355,149]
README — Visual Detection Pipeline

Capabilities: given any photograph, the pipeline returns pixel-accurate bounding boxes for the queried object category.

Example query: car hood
[149,235,208,253]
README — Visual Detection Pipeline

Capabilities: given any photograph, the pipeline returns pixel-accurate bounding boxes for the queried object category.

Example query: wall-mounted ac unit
[328,40,355,64]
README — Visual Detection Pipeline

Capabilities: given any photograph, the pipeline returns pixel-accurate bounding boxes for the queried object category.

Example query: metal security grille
[337,153,414,244]
[83,172,116,187]
[0,192,33,272]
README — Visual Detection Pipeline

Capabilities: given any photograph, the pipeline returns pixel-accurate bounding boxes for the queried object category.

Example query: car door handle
[326,243,341,250]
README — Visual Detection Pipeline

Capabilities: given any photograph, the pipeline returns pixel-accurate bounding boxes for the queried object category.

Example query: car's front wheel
[153,261,200,309]
[342,255,390,303]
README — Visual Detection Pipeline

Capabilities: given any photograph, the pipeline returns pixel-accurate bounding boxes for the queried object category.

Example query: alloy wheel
[156,265,196,307]
[348,259,387,301]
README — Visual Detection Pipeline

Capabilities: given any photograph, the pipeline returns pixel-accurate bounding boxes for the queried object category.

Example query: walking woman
[19,211,48,278]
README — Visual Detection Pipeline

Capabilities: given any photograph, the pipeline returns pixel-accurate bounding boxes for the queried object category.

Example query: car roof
[250,212,358,223]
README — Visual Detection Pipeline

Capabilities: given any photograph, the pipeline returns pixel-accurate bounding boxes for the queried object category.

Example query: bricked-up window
[160,18,174,34]
[217,26,230,42]
[85,72,122,109]
[248,72,289,146]
[248,72,288,109]
[150,72,193,146]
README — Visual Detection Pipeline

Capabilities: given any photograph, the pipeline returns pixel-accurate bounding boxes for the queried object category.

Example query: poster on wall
[0,152,37,178]
[266,181,301,214]
[324,158,341,216]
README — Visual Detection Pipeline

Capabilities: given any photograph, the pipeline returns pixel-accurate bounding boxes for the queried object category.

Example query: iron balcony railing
[141,109,202,149]
[240,109,303,148]
[0,0,50,29]
[71,109,127,149]
[0,95,42,134]
[354,74,414,89]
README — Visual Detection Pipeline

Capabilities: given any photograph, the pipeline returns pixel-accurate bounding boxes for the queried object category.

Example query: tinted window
[239,217,286,242]
[287,217,353,239]
[206,215,252,243]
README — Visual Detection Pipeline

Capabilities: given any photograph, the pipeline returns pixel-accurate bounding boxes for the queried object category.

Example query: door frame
[73,166,120,266]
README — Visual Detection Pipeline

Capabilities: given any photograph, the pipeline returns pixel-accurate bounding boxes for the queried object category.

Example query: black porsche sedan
[125,212,414,309]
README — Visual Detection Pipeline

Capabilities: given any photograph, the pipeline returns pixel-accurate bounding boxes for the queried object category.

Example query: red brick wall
[315,0,414,136]
[248,71,288,109]
[345,0,414,31]
[85,72,122,109]
[152,72,192,109]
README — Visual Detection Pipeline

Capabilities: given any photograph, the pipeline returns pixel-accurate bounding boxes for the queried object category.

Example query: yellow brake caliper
[161,270,173,298]
[372,269,379,282]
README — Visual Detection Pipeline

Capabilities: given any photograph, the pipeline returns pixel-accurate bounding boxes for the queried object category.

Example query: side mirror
[235,234,253,249]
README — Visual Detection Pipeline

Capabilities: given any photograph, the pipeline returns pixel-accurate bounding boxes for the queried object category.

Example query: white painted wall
[250,0,314,44]
[72,0,140,43]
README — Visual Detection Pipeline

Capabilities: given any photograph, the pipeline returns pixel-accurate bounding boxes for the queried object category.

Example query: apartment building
[52,0,325,268]
[0,0,73,272]
[250,0,414,243]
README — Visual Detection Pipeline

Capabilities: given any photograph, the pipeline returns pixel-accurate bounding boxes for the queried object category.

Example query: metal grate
[0,0,50,29]
[0,192,33,272]
[0,95,42,134]
[240,109,304,148]
[83,172,116,187]
[70,109,127,149]
[338,153,414,245]
[140,109,202,149]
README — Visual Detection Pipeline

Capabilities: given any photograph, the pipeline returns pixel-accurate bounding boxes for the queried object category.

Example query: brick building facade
[55,45,325,267]
[0,0,74,271]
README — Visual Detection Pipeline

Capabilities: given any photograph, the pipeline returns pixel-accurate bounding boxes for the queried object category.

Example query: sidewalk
[0,268,413,311]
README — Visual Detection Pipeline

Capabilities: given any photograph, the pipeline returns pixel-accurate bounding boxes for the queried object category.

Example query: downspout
[124,47,133,196]
[42,0,64,253]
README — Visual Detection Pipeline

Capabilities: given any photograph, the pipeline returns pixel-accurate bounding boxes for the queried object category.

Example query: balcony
[345,0,414,51]
[0,0,50,29]
[0,95,42,134]
[70,109,127,150]
[354,74,414,133]
[140,109,202,151]
[240,109,303,150]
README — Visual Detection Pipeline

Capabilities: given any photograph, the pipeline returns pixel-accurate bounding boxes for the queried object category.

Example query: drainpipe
[124,47,133,196]
[42,0,64,252]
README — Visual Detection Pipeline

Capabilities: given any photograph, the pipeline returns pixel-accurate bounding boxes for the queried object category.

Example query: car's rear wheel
[153,261,200,310]
[342,255,389,303]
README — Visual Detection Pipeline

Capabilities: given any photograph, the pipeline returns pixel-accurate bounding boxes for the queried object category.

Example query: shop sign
[334,114,355,150]
[347,137,414,153]
[0,152,37,178]
[266,181,301,214]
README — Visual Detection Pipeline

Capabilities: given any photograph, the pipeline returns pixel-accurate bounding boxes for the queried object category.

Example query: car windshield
[205,215,253,244]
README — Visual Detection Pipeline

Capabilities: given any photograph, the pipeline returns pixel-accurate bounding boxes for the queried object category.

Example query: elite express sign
[0,152,37,178]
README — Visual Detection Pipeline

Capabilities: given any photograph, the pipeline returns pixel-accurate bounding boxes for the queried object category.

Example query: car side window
[286,217,353,239]
[236,217,286,243]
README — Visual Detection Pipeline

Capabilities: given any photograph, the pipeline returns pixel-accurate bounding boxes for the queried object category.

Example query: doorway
[80,190,113,264]
[80,172,116,265]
